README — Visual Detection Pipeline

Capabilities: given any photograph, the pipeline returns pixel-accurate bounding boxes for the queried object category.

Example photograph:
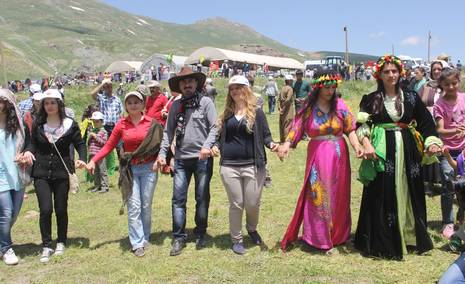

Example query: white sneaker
[54,243,65,256]
[3,248,19,265]
[39,248,54,263]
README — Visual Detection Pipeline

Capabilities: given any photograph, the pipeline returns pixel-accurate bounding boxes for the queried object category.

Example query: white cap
[284,74,294,81]
[124,91,144,103]
[32,92,44,101]
[30,84,41,94]
[206,78,213,84]
[268,75,274,80]
[90,111,104,120]
[228,75,250,87]
[146,80,161,88]
[42,89,62,101]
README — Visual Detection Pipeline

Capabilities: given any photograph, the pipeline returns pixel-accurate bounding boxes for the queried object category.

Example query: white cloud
[400,36,423,46]
[369,31,385,39]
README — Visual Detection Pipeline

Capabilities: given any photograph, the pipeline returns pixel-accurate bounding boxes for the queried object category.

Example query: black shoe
[248,231,263,245]
[196,235,206,250]
[170,239,186,256]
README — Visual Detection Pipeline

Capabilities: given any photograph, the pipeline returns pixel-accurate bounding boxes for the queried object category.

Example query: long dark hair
[0,97,20,138]
[371,64,402,116]
[36,98,68,125]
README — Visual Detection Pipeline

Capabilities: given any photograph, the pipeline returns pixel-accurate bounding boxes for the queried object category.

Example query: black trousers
[35,178,69,248]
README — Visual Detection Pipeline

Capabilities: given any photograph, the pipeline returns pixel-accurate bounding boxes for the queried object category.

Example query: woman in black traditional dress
[354,55,443,260]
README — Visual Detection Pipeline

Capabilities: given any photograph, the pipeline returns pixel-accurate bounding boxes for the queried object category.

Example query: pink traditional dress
[281,98,355,250]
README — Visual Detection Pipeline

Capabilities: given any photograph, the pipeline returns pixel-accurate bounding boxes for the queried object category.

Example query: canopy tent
[185,47,304,70]
[105,61,143,73]
[140,54,187,73]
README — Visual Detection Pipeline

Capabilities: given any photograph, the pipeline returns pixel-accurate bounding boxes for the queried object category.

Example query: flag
[167,52,173,64]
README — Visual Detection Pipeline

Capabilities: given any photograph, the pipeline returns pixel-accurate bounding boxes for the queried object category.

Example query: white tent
[105,61,143,73]
[140,54,187,73]
[185,47,304,70]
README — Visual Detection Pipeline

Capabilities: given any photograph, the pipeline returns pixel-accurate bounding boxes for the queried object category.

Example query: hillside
[0,0,377,79]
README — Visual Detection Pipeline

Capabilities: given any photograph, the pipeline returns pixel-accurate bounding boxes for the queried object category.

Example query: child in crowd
[443,147,465,252]
[87,111,109,193]
[434,68,465,240]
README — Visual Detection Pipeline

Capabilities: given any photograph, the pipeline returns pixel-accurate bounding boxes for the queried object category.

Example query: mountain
[0,0,377,79]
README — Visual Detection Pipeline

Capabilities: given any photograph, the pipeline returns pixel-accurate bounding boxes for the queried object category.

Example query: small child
[444,147,465,252]
[88,111,109,193]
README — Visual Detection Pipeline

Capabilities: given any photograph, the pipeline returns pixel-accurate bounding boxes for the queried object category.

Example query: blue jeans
[0,189,24,253]
[172,158,213,240]
[127,162,158,250]
[440,152,459,224]
[439,253,465,283]
[267,96,276,113]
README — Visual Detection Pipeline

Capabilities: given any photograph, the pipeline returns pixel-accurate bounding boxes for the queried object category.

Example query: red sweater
[92,115,155,165]
[145,94,168,125]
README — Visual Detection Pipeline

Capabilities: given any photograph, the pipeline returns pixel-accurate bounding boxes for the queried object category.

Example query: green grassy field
[0,78,461,283]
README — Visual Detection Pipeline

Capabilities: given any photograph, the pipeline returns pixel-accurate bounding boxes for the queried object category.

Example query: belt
[312,135,342,141]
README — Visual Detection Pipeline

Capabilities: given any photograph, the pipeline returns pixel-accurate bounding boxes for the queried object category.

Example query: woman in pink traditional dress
[278,70,363,253]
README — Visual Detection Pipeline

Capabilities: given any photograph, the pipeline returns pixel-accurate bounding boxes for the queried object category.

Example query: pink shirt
[433,92,465,150]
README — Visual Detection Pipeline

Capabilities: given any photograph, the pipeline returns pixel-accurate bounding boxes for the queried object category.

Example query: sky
[102,0,464,62]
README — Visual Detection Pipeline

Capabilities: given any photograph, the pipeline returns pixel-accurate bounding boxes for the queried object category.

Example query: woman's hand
[75,160,86,169]
[21,151,35,166]
[210,146,220,157]
[278,142,291,160]
[354,144,364,158]
[426,144,443,156]
[270,142,279,152]
[154,156,166,171]
[86,160,96,175]
[362,139,377,160]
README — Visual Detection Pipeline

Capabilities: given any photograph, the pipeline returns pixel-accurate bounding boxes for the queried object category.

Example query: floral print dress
[281,98,355,250]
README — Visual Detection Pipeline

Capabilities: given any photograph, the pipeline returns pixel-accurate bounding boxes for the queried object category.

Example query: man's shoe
[248,231,263,245]
[232,242,246,255]
[196,235,206,250]
[169,239,186,256]
[2,248,19,265]
[133,247,145,257]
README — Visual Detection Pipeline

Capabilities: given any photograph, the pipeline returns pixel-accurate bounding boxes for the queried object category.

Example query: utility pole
[392,44,395,55]
[428,30,431,63]
[0,42,7,88]
[343,26,349,64]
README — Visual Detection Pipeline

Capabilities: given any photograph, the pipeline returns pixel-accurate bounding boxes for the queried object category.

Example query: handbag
[51,140,80,194]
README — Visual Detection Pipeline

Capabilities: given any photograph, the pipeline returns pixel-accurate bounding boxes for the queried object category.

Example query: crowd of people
[1,54,465,281]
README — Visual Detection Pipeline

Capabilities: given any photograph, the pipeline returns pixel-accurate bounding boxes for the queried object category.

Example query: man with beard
[155,67,217,256]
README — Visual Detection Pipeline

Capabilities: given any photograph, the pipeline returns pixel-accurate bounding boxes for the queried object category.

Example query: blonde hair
[217,85,257,133]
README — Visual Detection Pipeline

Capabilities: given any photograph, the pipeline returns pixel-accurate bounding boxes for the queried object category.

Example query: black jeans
[104,124,122,158]
[172,158,213,240]
[35,178,69,247]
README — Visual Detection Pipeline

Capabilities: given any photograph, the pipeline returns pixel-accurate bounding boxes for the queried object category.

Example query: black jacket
[217,108,274,169]
[26,119,86,179]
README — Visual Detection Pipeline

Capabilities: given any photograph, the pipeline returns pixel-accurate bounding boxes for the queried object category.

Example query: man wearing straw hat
[155,67,217,256]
